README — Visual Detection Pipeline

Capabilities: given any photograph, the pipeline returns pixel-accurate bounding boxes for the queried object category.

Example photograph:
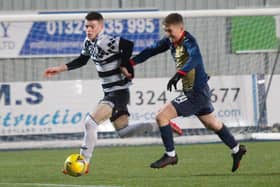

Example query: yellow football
[63,154,86,177]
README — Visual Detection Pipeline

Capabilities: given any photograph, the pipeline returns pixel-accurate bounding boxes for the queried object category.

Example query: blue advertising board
[17,10,160,57]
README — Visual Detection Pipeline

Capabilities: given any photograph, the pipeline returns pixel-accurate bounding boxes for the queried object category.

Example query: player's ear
[181,24,184,30]
[177,23,184,31]
[99,20,104,29]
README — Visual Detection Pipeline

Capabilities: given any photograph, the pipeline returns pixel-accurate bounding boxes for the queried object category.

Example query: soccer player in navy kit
[131,13,247,172]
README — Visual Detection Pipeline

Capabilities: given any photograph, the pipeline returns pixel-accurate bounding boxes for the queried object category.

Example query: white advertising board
[266,75,280,126]
[0,76,256,136]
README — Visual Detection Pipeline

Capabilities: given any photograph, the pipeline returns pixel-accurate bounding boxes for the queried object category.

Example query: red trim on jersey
[130,59,136,66]
[177,70,187,76]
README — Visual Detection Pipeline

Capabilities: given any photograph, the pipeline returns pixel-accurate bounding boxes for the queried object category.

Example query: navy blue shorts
[171,84,214,117]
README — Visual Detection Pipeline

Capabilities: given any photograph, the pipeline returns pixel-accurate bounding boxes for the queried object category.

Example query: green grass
[0,141,279,187]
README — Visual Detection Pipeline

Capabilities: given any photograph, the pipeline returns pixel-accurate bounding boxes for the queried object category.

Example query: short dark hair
[163,13,183,26]
[85,11,104,21]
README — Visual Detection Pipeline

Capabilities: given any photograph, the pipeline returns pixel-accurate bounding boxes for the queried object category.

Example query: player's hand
[120,67,133,79]
[43,65,67,78]
[167,72,183,91]
[120,59,135,79]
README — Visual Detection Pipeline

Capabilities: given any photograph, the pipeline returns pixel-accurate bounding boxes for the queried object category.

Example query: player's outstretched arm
[43,54,90,78]
[132,37,170,65]
[43,64,68,78]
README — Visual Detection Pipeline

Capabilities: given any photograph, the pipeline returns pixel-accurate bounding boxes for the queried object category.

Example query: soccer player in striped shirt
[43,11,182,174]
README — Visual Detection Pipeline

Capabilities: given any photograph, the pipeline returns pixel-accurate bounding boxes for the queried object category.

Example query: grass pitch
[0,141,279,187]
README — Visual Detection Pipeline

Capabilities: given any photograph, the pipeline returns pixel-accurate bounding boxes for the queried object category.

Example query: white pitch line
[0,183,121,187]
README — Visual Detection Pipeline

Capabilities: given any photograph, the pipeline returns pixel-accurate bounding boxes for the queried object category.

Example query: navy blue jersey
[132,31,208,92]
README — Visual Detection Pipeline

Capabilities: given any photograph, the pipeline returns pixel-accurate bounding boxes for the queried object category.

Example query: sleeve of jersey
[66,39,91,71]
[131,37,170,65]
[119,38,135,78]
[66,54,90,71]
[119,37,134,65]
[179,41,201,74]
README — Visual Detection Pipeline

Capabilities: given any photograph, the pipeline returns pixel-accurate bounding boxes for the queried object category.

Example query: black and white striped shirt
[66,31,134,93]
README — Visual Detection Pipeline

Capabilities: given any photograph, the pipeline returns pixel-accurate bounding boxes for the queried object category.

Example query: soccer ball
[63,154,86,177]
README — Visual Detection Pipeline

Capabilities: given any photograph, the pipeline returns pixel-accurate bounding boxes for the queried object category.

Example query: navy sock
[216,124,238,149]
[159,125,174,152]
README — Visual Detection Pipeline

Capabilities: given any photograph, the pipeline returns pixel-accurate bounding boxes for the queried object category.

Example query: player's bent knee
[156,103,177,126]
[84,115,99,129]
[204,123,215,131]
[205,121,223,132]
[156,112,169,126]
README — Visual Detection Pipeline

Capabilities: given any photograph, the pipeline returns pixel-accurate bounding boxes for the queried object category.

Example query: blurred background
[1,0,280,82]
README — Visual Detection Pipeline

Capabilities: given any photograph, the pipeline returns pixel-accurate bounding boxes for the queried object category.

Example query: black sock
[159,125,174,152]
[216,124,238,149]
